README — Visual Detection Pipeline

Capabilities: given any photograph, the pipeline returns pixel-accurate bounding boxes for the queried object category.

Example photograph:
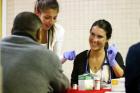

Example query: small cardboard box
[78,73,94,90]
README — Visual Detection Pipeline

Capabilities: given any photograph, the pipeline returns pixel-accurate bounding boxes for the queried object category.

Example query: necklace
[89,58,103,73]
[88,51,105,73]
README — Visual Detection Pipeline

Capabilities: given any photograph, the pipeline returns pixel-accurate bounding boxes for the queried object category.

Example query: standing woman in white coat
[34,0,76,63]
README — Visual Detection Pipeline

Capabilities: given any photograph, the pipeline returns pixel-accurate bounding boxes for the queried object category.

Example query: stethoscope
[47,27,55,49]
[83,50,111,83]
[47,30,50,49]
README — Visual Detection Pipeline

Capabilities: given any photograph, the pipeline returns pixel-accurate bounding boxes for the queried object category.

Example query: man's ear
[35,9,41,17]
[11,28,14,34]
[35,12,40,16]
[36,29,40,42]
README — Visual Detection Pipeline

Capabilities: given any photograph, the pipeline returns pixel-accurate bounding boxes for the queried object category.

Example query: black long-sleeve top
[71,50,125,86]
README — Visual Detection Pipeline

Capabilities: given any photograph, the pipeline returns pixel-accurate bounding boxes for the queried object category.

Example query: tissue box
[111,78,125,92]
[78,73,94,90]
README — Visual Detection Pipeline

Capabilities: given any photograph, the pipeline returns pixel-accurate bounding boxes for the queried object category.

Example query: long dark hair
[90,19,112,51]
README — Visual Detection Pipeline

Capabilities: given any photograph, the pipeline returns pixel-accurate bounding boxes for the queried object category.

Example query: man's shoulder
[33,45,56,56]
[130,42,140,51]
[132,42,140,48]
[128,42,140,59]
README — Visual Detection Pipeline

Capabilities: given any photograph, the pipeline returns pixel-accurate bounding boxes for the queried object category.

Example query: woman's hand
[107,44,118,67]
[63,50,76,60]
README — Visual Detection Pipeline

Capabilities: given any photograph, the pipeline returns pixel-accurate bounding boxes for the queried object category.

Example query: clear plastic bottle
[94,75,100,90]
[72,84,78,90]
[95,79,100,90]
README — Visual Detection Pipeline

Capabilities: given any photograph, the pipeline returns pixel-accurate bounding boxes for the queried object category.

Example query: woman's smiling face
[89,26,108,51]
[37,9,58,31]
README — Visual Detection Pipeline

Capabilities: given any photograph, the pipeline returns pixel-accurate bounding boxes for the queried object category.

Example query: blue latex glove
[63,50,76,60]
[107,44,118,67]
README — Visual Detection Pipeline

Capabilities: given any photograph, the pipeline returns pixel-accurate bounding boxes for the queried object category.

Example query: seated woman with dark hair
[71,19,125,88]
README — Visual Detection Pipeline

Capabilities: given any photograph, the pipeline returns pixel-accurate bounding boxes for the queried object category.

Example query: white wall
[58,0,140,80]
[5,0,140,80]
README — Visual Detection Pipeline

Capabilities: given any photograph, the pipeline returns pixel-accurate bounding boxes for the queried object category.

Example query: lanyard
[47,30,50,49]
[84,50,90,73]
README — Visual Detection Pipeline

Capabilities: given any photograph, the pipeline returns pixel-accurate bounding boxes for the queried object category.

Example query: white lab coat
[42,23,65,59]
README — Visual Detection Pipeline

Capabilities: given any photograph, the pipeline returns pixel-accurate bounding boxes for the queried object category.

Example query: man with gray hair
[0,11,69,93]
